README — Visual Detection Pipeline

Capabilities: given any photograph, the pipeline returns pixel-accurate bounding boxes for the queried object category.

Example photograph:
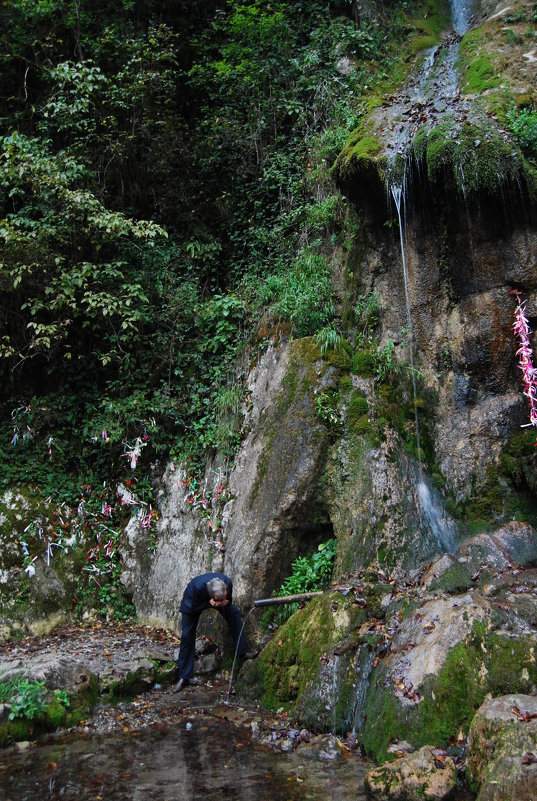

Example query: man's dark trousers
[178,603,246,680]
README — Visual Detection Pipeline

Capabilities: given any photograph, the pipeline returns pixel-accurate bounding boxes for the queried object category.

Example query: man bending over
[172,571,257,693]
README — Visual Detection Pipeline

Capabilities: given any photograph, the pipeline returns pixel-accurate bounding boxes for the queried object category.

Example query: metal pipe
[254,591,324,607]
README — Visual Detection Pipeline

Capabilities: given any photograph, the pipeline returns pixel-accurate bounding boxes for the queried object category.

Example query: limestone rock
[468,694,537,801]
[386,593,488,695]
[224,340,337,605]
[456,522,537,574]
[118,465,212,629]
[364,745,458,800]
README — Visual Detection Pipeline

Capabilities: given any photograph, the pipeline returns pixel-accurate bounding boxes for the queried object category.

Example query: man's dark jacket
[179,572,233,615]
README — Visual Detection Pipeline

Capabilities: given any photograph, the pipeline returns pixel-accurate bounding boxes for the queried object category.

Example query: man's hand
[209,598,229,608]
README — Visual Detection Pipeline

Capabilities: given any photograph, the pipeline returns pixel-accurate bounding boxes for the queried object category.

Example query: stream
[1,686,374,801]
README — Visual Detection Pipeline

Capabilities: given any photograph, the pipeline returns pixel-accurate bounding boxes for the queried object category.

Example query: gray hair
[207,578,227,601]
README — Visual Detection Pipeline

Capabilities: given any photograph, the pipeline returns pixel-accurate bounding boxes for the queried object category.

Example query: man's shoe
[241,650,259,661]
[172,677,187,693]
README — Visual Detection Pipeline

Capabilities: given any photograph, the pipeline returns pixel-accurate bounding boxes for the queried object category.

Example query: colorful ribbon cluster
[179,468,227,553]
[511,290,537,431]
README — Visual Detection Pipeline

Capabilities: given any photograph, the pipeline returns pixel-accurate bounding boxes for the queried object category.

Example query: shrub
[260,251,334,337]
[263,539,337,629]
[507,106,537,155]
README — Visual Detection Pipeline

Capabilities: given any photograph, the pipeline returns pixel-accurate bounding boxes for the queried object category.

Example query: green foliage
[268,539,337,628]
[507,105,537,156]
[353,291,381,348]
[375,340,398,382]
[54,689,70,709]
[315,392,340,427]
[260,252,334,337]
[315,326,343,355]
[0,0,422,577]
[0,679,47,721]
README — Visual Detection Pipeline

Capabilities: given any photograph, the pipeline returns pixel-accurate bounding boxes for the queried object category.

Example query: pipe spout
[254,591,324,607]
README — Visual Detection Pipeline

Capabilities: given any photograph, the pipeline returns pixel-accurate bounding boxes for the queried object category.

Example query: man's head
[207,578,227,601]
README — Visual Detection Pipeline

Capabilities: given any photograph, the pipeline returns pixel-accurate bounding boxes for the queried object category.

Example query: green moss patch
[353,348,376,377]
[415,121,523,195]
[458,29,501,94]
[239,594,363,711]
[362,622,537,763]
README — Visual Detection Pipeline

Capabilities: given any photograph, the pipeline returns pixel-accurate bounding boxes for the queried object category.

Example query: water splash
[418,480,458,553]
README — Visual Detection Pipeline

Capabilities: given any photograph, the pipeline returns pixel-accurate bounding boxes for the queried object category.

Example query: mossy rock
[362,622,537,763]
[0,679,96,747]
[353,349,376,377]
[238,593,364,713]
[415,121,524,196]
[428,561,473,593]
[458,28,501,94]
[468,694,537,798]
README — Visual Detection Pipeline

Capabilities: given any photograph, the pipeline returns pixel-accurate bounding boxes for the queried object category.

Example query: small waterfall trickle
[418,480,459,553]
[391,184,460,555]
[331,654,340,735]
[451,0,472,35]
[391,183,422,474]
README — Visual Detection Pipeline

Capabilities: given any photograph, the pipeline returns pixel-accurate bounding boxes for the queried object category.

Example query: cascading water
[451,0,472,35]
[381,0,476,554]
[391,183,459,554]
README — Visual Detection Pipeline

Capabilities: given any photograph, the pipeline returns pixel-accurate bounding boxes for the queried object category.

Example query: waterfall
[418,480,458,553]
[451,0,472,35]
[391,184,422,474]
[392,184,460,555]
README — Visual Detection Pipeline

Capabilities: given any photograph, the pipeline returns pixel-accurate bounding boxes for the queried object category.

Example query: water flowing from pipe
[226,606,255,702]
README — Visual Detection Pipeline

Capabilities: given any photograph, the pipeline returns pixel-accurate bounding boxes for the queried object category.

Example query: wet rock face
[325,434,448,573]
[467,694,537,801]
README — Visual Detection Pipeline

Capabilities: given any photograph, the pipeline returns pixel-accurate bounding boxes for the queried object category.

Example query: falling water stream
[391,184,422,475]
[227,606,255,701]
[391,185,459,553]
[384,0,477,554]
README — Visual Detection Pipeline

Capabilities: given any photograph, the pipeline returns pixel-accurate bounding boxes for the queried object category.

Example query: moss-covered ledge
[412,120,537,199]
[0,674,98,747]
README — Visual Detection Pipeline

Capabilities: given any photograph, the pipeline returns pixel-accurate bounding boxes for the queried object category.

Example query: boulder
[456,523,537,575]
[364,745,458,800]
[467,694,537,801]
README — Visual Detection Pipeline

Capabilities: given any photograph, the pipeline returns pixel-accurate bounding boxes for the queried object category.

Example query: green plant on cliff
[264,539,337,629]
[507,105,537,156]
[259,251,335,338]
